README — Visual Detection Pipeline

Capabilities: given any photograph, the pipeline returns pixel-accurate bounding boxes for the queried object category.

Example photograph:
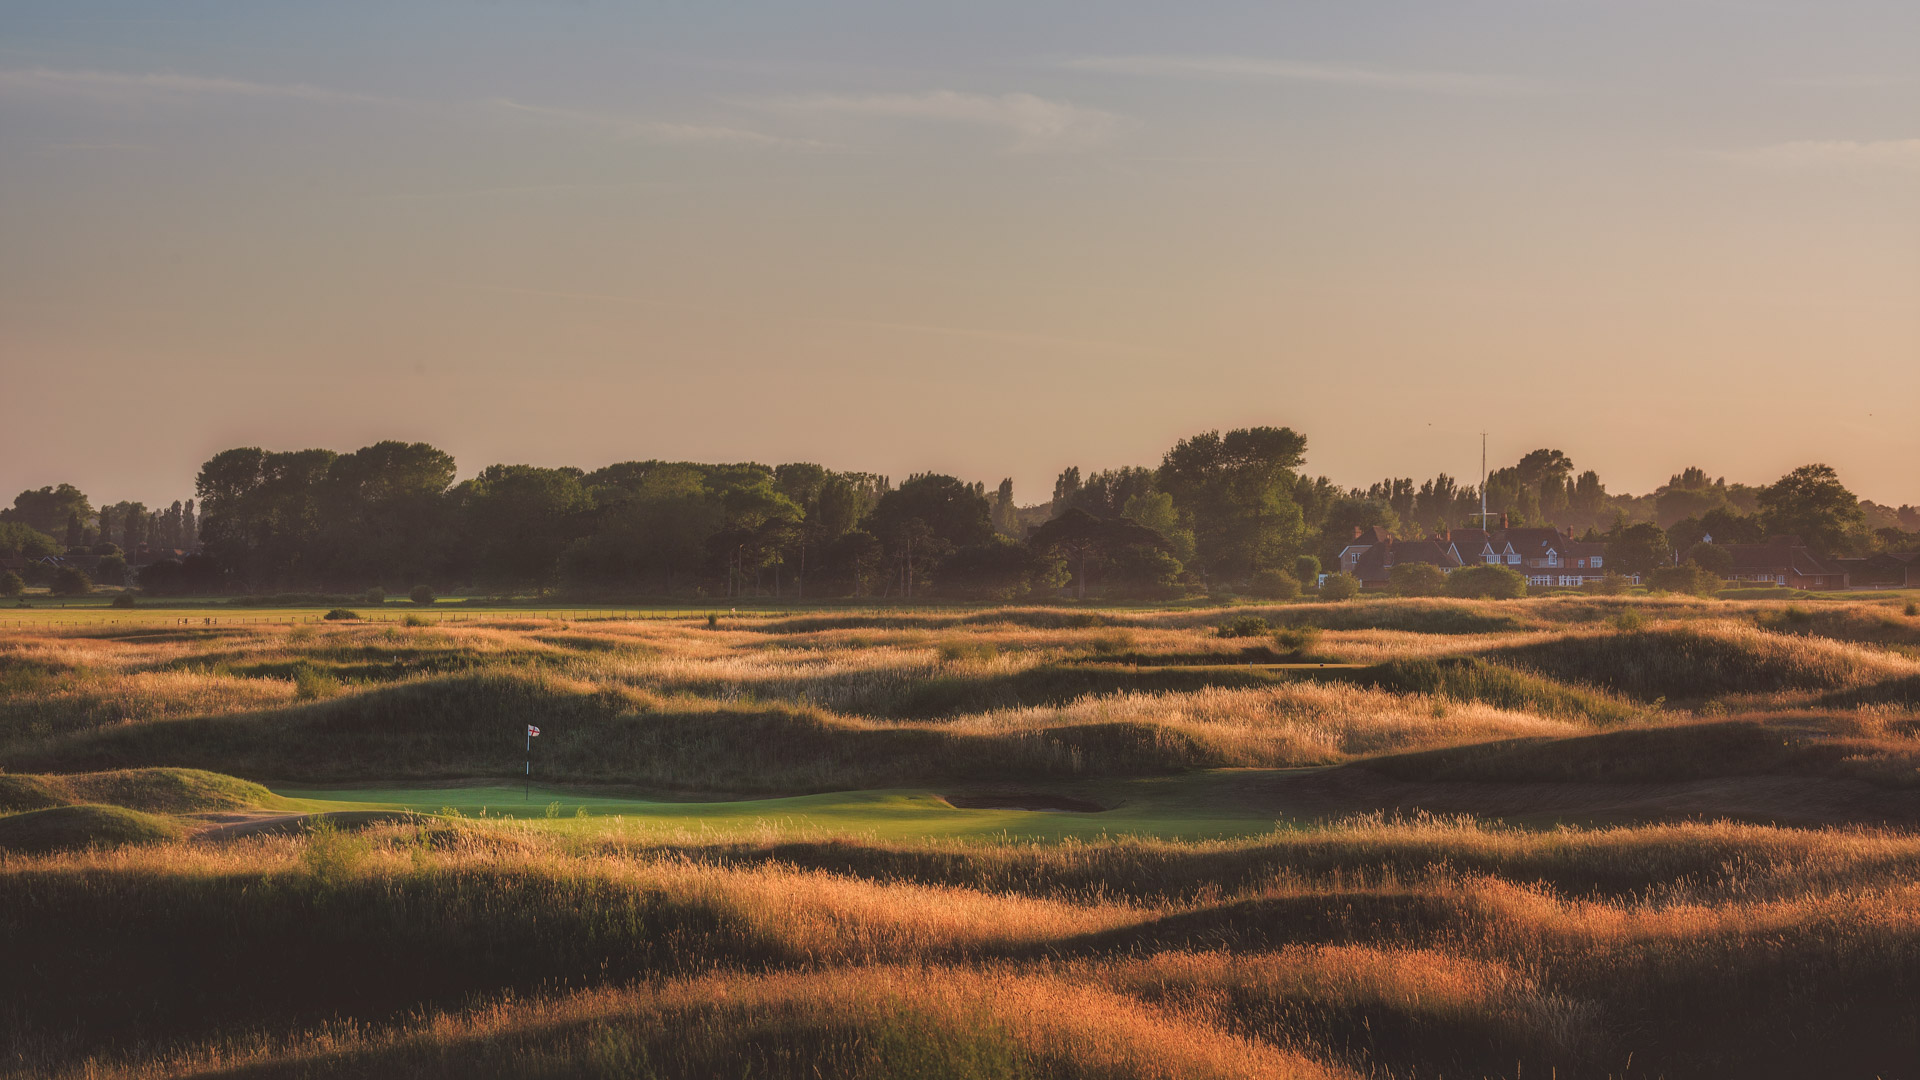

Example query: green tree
[2,484,92,537]
[869,474,992,598]
[1157,427,1308,581]
[96,554,129,586]
[1686,542,1734,578]
[0,571,22,597]
[1389,561,1447,596]
[316,441,458,588]
[1319,572,1361,601]
[1650,562,1722,597]
[1606,522,1670,577]
[1446,564,1527,599]
[453,464,593,591]
[1121,491,1196,565]
[1245,568,1300,600]
[0,522,60,560]
[1293,555,1321,585]
[1758,464,1863,553]
[1029,509,1176,600]
[49,566,92,596]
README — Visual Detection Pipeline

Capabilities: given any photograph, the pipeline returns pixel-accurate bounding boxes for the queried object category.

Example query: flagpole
[525,726,530,801]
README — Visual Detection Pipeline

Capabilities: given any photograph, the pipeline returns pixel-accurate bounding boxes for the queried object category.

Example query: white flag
[527,725,540,737]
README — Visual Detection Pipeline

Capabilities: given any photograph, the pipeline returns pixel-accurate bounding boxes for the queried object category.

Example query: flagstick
[525,726,531,802]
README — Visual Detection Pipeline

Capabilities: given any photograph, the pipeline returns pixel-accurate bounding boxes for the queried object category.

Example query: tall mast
[1480,432,1487,528]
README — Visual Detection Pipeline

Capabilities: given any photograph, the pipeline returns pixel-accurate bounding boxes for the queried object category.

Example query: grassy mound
[0,774,66,812]
[0,768,281,814]
[1339,657,1639,724]
[58,767,286,812]
[1489,623,1913,701]
[0,804,182,854]
[1355,719,1873,785]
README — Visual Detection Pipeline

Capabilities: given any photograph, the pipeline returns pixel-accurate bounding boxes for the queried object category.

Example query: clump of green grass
[323,609,359,621]
[291,660,344,701]
[1215,616,1270,639]
[1351,657,1640,725]
[938,639,1000,664]
[1270,625,1322,658]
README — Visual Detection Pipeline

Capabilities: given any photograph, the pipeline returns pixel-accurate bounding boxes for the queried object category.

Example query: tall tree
[2,484,92,537]
[1050,467,1082,519]
[453,464,593,591]
[1156,427,1308,581]
[1758,464,1863,553]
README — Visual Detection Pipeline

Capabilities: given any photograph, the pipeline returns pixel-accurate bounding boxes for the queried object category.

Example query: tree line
[3,429,1915,600]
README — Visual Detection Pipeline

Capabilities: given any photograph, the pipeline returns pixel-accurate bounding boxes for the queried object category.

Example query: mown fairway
[6,595,1920,1078]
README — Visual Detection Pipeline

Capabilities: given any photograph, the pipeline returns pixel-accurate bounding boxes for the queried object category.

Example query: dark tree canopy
[1758,464,1863,553]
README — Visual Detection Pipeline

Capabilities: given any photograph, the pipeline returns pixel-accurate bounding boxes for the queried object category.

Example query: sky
[2,0,1916,509]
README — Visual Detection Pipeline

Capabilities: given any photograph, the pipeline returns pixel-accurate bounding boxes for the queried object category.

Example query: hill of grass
[1489,622,1917,701]
[0,804,183,854]
[10,823,1920,1078]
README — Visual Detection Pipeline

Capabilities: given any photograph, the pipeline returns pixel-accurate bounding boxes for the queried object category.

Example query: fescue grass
[11,818,1920,1077]
[7,599,1920,1077]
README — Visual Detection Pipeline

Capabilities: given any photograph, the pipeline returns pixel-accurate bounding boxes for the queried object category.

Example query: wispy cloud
[0,66,385,105]
[0,66,813,152]
[489,99,823,149]
[1063,54,1531,96]
[755,90,1118,151]
[1718,138,1920,171]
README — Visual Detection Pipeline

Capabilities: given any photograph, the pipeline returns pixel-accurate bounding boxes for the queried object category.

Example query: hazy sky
[3,1,1916,509]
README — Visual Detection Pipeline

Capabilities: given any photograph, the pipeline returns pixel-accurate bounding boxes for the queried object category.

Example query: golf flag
[527,725,541,736]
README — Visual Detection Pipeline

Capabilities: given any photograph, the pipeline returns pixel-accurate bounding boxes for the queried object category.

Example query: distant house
[1339,525,1628,589]
[1723,537,1849,590]
[1895,553,1920,589]
[1336,526,1395,576]
[1348,538,1464,588]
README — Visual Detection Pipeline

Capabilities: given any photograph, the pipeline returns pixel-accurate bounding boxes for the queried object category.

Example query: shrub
[937,639,999,663]
[1245,568,1300,600]
[403,613,432,628]
[409,584,436,606]
[49,566,92,597]
[110,592,136,609]
[1215,615,1271,639]
[1586,572,1631,596]
[1613,609,1645,631]
[299,818,371,887]
[0,571,22,597]
[1319,572,1362,601]
[363,587,386,605]
[1905,600,1918,618]
[1649,562,1722,598]
[1388,562,1447,596]
[1270,625,1322,657]
[1293,555,1321,585]
[1686,542,1735,578]
[1446,564,1526,600]
[95,553,129,586]
[323,608,359,621]
[291,662,344,701]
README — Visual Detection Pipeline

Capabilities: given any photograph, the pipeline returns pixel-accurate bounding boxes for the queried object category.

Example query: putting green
[272,773,1299,843]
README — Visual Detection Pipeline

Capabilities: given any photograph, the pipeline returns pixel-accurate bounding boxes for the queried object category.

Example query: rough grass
[1359,715,1920,788]
[9,600,1920,1077]
[11,819,1920,1078]
[1490,621,1920,702]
